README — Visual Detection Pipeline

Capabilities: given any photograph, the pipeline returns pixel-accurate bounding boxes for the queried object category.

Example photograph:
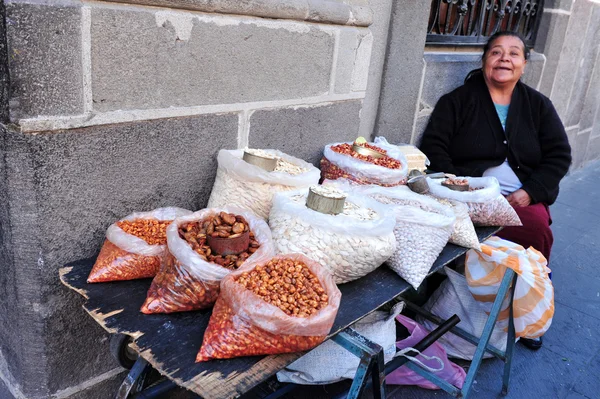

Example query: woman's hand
[506,189,531,207]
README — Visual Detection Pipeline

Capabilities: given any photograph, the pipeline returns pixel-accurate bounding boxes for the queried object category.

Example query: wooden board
[59,227,499,399]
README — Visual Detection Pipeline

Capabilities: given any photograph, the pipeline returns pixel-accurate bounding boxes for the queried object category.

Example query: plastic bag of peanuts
[269,188,397,284]
[427,177,522,227]
[196,254,342,362]
[326,181,480,250]
[320,137,408,187]
[140,207,275,314]
[207,149,321,220]
[87,207,192,283]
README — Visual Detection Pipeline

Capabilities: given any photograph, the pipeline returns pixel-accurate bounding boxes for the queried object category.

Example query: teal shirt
[494,103,509,130]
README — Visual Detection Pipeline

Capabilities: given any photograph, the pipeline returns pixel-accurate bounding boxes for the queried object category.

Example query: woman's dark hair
[465,31,530,83]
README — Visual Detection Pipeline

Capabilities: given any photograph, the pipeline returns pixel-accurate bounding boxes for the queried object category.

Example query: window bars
[426,0,544,46]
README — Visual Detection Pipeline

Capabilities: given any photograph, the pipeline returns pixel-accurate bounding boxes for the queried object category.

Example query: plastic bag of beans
[320,137,408,187]
[196,254,342,362]
[207,149,321,220]
[140,207,275,314]
[268,189,397,284]
[427,177,522,227]
[87,207,192,283]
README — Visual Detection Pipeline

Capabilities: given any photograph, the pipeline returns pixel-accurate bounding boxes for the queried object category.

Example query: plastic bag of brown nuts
[320,137,409,187]
[87,207,192,283]
[196,253,342,362]
[140,207,275,314]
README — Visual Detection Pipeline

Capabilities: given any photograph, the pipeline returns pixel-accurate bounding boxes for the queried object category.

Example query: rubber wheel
[110,334,137,369]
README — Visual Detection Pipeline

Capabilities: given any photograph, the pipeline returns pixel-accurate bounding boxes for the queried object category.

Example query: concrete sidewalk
[386,161,600,399]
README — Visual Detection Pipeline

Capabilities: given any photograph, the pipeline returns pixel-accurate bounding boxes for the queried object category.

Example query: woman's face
[482,36,527,87]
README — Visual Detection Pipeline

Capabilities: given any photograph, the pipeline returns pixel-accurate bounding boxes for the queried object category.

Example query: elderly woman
[420,31,571,349]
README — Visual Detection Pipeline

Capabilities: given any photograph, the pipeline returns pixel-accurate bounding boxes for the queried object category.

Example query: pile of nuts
[179,212,259,270]
[269,195,396,284]
[88,240,162,283]
[140,254,220,313]
[330,143,402,169]
[116,218,171,245]
[235,258,329,317]
[443,177,469,186]
[208,168,300,220]
[467,196,522,227]
[196,297,326,362]
[429,197,480,249]
[320,158,406,187]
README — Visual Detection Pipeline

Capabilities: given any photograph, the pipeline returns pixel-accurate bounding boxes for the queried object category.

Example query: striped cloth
[465,236,554,339]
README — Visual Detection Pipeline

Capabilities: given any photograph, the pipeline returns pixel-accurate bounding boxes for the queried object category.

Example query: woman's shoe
[520,336,543,350]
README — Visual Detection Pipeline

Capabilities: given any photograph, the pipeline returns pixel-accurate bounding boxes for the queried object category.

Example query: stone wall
[0,0,375,397]
[376,0,600,173]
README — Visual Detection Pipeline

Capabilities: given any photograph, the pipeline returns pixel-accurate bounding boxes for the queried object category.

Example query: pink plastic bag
[387,315,466,390]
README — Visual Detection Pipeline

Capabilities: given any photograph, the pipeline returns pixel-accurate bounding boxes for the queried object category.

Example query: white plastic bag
[207,149,321,220]
[141,206,275,313]
[418,267,507,360]
[277,302,404,384]
[427,176,521,227]
[320,138,409,186]
[269,189,397,284]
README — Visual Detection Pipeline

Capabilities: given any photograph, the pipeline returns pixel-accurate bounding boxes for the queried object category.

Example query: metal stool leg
[502,273,518,395]
[115,357,153,399]
[461,268,516,399]
[331,327,386,399]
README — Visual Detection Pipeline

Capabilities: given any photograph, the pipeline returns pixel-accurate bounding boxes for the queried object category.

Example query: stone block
[521,51,545,90]
[91,7,334,112]
[0,3,9,123]
[5,2,83,121]
[334,28,362,94]
[68,369,128,399]
[357,0,394,137]
[420,52,481,112]
[584,135,600,165]
[248,100,362,164]
[565,5,600,127]
[308,0,350,24]
[374,0,430,143]
[536,12,570,96]
[549,0,594,119]
[1,112,238,394]
[580,51,600,131]
[351,31,372,92]
[413,113,431,146]
[572,129,592,170]
[544,0,573,11]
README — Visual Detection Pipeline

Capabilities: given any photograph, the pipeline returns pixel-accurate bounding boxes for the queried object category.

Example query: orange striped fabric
[465,236,554,339]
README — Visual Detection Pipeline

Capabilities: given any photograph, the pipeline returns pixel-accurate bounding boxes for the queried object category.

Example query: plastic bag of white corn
[268,189,397,284]
[324,181,480,250]
[207,149,321,220]
[427,177,522,227]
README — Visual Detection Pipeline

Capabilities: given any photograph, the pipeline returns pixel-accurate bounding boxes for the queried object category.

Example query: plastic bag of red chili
[196,253,341,362]
[140,207,275,314]
[87,207,192,283]
[320,137,408,187]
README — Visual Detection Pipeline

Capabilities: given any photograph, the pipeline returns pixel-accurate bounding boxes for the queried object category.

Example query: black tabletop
[59,227,499,399]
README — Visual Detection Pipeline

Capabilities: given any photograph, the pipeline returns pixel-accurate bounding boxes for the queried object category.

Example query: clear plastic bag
[268,189,397,284]
[140,206,274,314]
[427,176,522,227]
[320,138,409,186]
[207,149,320,220]
[196,254,342,362]
[87,207,192,283]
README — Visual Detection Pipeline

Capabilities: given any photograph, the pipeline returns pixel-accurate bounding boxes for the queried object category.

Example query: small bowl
[243,151,278,172]
[352,144,385,159]
[409,169,425,178]
[207,231,250,256]
[407,175,429,194]
[305,188,346,215]
[441,181,470,191]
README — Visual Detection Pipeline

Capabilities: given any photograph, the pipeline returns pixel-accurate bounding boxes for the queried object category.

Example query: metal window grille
[426,0,544,46]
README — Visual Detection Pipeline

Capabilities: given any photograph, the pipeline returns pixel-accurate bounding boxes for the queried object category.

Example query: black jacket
[419,73,572,205]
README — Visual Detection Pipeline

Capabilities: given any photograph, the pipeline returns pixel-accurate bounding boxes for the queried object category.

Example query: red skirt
[495,203,553,262]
